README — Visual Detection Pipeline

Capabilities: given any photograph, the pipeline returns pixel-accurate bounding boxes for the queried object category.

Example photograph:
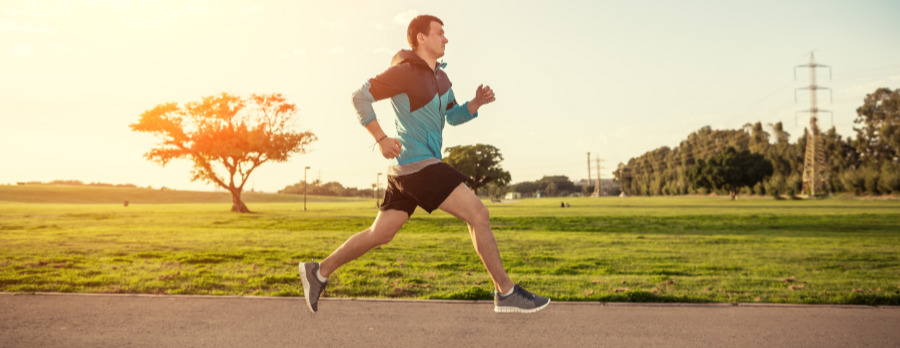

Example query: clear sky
[2,0,899,192]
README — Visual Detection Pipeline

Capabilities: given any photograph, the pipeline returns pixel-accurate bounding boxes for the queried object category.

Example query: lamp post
[376,172,383,207]
[304,166,310,211]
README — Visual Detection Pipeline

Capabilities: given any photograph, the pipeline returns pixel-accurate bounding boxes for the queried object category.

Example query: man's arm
[351,81,379,127]
[446,84,496,126]
[366,120,402,159]
[351,66,411,158]
[467,84,495,115]
[351,65,412,126]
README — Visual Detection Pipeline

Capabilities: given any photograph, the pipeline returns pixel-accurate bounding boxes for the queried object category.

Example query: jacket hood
[391,49,446,71]
[391,49,424,67]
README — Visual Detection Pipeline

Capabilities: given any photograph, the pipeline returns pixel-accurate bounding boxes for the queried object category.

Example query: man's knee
[368,227,397,246]
[465,202,491,228]
[369,219,404,245]
[368,210,407,245]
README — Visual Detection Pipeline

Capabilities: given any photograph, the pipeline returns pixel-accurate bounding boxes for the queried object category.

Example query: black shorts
[380,162,467,217]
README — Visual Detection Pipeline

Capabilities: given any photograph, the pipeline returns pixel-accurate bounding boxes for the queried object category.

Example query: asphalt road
[1,293,898,347]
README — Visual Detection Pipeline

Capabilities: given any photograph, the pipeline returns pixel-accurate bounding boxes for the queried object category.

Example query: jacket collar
[391,49,446,73]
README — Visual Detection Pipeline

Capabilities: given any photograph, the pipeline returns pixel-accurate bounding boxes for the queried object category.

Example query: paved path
[2,293,898,347]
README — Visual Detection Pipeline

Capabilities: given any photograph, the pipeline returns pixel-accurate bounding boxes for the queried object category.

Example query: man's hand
[468,84,495,115]
[378,137,402,159]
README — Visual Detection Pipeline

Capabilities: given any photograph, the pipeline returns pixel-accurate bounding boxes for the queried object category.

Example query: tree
[484,182,508,201]
[131,93,316,212]
[537,175,577,197]
[443,144,511,194]
[509,176,577,198]
[279,180,375,198]
[745,121,769,155]
[854,87,900,164]
[613,126,752,196]
[685,147,773,200]
[510,181,540,197]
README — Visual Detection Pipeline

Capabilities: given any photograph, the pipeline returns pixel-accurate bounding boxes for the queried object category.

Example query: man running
[299,14,550,314]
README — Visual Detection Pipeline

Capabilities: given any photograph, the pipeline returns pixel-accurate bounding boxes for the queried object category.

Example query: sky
[2,0,899,192]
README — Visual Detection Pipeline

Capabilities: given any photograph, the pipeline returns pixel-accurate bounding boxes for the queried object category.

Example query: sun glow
[2,0,898,192]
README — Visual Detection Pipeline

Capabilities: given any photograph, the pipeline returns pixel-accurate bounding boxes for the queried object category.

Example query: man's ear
[417,32,426,45]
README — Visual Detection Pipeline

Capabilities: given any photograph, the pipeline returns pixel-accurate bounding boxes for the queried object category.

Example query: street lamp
[304,166,310,211]
[376,172,383,207]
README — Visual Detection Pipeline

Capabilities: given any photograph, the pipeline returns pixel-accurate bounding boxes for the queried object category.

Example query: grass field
[1,185,899,305]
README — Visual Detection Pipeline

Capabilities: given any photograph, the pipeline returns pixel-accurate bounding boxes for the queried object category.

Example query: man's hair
[407,15,443,50]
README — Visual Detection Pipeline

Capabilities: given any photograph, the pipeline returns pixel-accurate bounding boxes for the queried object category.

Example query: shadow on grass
[269,214,899,237]
[559,291,711,303]
[434,215,898,236]
[426,287,710,304]
[828,293,900,306]
[426,286,493,300]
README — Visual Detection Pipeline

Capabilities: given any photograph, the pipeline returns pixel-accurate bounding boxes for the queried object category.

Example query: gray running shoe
[494,284,550,313]
[299,261,327,313]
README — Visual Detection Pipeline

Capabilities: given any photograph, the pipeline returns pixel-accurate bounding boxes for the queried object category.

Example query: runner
[299,14,549,314]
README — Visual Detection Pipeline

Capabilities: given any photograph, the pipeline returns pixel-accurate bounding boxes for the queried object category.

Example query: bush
[864,167,881,194]
[878,163,900,194]
[787,172,803,195]
[840,169,865,194]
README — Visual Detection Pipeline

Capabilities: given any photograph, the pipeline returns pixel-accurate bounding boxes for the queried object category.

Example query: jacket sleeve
[444,87,478,126]
[351,65,411,127]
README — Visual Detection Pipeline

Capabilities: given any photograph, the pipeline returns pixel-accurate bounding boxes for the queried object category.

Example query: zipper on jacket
[431,67,443,128]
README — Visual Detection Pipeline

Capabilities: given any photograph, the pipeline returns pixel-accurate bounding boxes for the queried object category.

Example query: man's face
[420,21,448,58]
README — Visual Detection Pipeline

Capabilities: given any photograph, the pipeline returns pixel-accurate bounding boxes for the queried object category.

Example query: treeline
[614,87,900,196]
[508,176,621,198]
[16,180,138,188]
[279,180,375,198]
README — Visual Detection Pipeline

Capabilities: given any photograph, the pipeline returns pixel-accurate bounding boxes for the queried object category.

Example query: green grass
[1,186,899,305]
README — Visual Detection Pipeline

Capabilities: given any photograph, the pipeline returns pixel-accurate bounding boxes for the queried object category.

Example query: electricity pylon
[794,52,832,197]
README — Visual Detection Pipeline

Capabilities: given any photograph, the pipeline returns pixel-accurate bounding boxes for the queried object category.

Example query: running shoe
[299,261,327,313]
[494,284,550,313]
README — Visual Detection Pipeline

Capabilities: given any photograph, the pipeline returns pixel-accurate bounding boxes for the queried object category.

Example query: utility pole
[597,158,604,196]
[304,166,310,211]
[593,157,604,197]
[794,52,832,197]
[376,172,383,207]
[586,152,592,194]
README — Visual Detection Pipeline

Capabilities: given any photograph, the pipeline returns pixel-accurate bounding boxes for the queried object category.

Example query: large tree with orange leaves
[131,93,316,212]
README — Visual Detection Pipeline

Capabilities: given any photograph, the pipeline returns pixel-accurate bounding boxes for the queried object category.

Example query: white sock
[316,269,328,283]
[501,286,514,297]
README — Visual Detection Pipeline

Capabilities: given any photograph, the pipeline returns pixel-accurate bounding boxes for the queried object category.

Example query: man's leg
[318,209,408,277]
[299,209,408,313]
[438,183,550,313]
[437,183,514,294]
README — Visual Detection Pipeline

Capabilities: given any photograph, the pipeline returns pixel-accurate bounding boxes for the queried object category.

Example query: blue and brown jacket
[351,49,477,165]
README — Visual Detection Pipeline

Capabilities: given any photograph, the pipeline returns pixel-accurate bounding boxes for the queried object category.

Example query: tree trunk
[729,190,736,201]
[230,189,251,213]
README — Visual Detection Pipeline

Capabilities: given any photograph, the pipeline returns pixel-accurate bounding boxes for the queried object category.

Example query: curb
[3,292,896,309]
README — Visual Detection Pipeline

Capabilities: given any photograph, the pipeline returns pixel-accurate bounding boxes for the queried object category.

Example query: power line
[834,64,900,81]
[699,61,899,142]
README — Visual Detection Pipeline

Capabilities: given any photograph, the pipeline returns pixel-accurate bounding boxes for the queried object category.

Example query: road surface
[1,293,898,347]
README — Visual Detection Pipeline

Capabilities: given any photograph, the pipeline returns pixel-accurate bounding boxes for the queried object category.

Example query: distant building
[504,192,521,200]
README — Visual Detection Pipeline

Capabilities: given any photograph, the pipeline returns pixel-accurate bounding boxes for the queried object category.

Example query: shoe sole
[494,299,551,313]
[298,263,316,313]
